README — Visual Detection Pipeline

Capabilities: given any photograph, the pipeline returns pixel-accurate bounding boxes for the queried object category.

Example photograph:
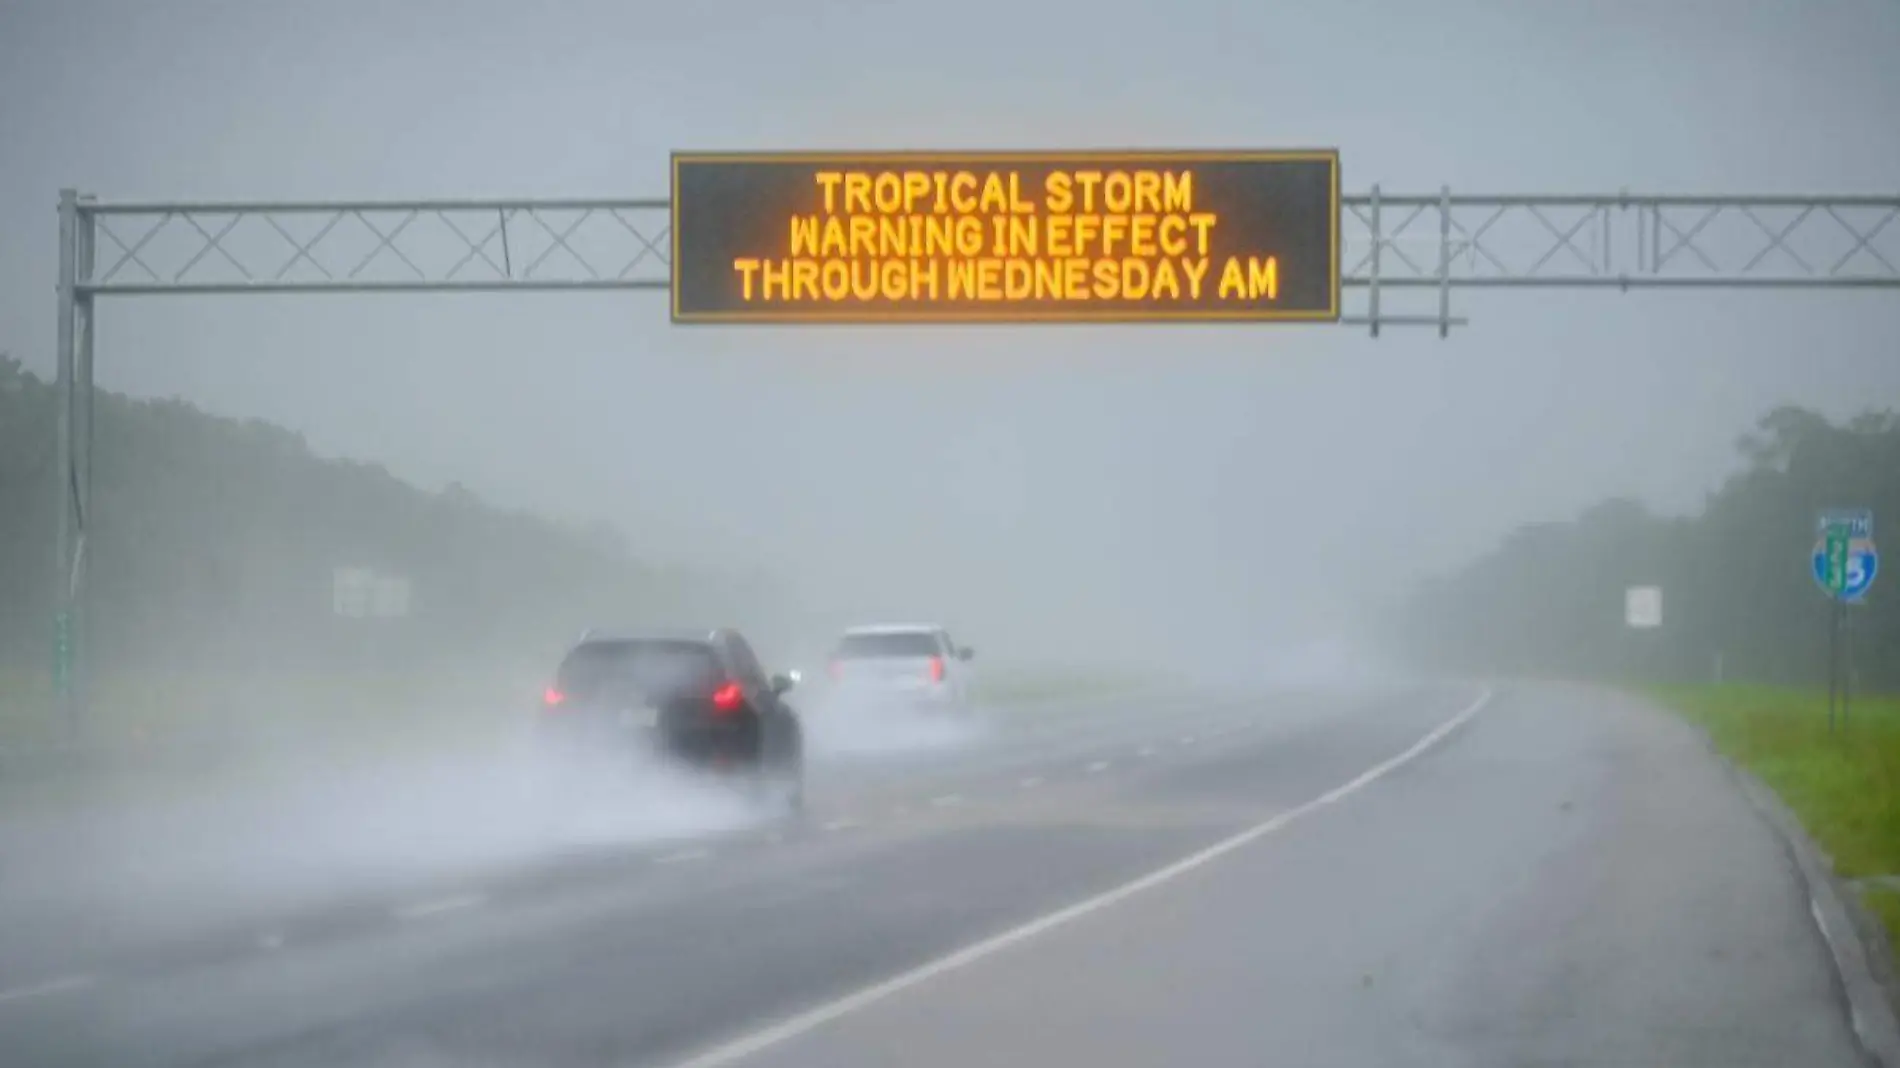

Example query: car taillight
[928,657,945,683]
[710,680,744,714]
[542,687,566,709]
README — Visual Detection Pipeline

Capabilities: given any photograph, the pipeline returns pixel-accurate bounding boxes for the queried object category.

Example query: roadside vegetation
[1395,406,1899,691]
[1652,685,1900,957]
[0,354,788,753]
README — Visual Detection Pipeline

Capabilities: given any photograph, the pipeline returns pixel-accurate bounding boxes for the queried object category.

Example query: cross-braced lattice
[1341,193,1900,288]
[76,192,1900,309]
[81,199,672,293]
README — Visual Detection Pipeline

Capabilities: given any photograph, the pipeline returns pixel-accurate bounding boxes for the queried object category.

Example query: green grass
[1652,684,1900,959]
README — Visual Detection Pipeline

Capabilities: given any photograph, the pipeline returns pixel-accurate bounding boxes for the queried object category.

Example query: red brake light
[928,657,945,683]
[542,687,566,708]
[711,680,744,714]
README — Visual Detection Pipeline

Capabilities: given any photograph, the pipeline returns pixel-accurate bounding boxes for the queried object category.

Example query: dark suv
[536,628,805,812]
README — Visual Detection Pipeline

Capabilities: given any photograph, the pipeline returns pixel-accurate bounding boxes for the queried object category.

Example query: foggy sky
[2,0,1898,671]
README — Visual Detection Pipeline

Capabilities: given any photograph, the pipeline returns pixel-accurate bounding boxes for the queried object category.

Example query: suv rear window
[834,631,942,659]
[557,640,720,702]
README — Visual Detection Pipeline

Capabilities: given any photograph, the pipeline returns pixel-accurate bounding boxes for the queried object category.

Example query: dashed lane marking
[0,975,95,1004]
[392,893,486,920]
[650,686,1494,1068]
[654,848,712,865]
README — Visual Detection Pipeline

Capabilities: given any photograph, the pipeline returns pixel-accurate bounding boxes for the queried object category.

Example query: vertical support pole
[73,198,96,732]
[1616,190,1631,291]
[1842,600,1853,728]
[1827,598,1841,733]
[1436,185,1452,339]
[1600,202,1612,277]
[52,189,78,743]
[1367,185,1382,339]
[1648,203,1661,276]
[1637,198,1649,277]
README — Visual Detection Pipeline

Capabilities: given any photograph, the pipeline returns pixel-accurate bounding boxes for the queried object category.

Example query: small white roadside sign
[333,567,412,619]
[332,567,376,618]
[1625,586,1663,629]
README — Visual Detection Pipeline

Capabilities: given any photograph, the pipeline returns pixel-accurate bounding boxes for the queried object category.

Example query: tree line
[1392,406,1900,691]
[0,354,789,700]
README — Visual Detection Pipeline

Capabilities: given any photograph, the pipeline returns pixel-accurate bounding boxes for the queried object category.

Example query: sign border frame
[668,148,1342,325]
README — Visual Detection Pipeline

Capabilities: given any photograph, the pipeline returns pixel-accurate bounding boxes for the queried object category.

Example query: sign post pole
[1813,510,1877,735]
[1827,523,1847,733]
[1827,598,1840,732]
[1842,597,1854,728]
[52,612,72,711]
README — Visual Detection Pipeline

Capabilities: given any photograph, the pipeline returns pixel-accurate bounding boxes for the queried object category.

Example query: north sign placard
[1817,509,1875,540]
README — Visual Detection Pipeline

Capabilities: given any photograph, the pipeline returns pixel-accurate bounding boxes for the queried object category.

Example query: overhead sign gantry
[43,152,1900,734]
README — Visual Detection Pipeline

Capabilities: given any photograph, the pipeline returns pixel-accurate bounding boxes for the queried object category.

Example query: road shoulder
[1683,711,1900,1068]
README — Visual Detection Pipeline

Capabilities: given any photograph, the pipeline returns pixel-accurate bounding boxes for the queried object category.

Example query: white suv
[827,623,975,714]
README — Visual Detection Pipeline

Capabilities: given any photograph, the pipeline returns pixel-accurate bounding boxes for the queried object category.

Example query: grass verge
[1651,684,1900,960]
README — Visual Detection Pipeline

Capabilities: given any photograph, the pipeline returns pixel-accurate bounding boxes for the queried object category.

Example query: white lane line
[822,819,858,832]
[1179,735,1197,745]
[392,893,486,920]
[1085,761,1110,774]
[0,974,94,1005]
[258,931,286,951]
[651,687,1493,1068]
[1018,776,1043,789]
[1137,746,1157,758]
[929,794,963,808]
[654,848,712,865]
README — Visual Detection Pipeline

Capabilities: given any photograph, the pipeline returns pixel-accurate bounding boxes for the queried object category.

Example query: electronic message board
[671,150,1340,324]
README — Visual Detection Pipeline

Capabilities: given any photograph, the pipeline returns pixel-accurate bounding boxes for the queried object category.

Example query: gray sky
[2,0,1898,670]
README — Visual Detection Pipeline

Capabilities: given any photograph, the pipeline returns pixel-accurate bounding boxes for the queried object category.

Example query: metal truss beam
[74,189,1900,326]
[80,196,673,295]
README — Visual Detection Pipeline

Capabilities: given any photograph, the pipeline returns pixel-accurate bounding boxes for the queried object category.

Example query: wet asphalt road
[0,683,1872,1068]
